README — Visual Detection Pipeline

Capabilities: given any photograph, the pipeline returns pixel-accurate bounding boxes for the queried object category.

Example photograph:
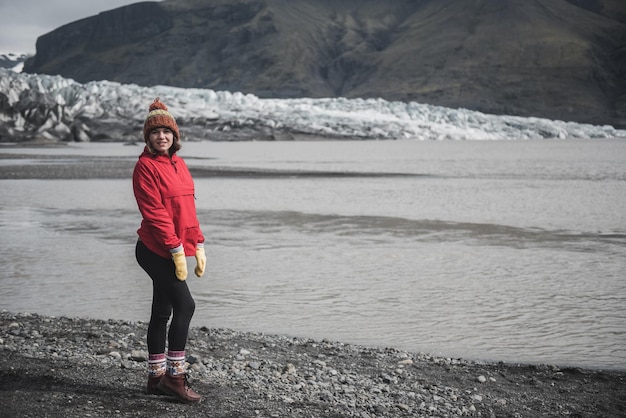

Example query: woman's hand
[171,245,188,281]
[194,244,206,277]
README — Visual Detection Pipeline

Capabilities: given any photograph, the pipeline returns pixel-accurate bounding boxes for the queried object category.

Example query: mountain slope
[22,0,626,126]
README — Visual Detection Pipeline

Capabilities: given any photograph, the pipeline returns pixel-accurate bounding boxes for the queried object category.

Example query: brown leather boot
[147,375,165,395]
[157,373,202,403]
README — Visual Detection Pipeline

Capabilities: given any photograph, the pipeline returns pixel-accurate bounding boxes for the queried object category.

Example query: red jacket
[133,148,204,258]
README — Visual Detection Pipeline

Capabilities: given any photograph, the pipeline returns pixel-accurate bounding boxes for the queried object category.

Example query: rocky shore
[1,311,624,417]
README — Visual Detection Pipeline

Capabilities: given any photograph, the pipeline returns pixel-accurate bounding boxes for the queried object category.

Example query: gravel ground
[1,311,624,417]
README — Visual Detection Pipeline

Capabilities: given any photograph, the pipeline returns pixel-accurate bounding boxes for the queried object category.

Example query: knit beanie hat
[143,97,180,142]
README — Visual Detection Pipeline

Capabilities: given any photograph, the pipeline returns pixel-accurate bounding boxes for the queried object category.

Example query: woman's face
[148,127,174,155]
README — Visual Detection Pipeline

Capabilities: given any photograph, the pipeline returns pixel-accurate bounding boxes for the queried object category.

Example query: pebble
[130,350,147,361]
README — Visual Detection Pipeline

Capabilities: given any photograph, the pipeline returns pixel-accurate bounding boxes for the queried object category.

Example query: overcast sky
[0,0,160,55]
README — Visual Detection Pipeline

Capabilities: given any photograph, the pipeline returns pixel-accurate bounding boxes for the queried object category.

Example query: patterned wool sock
[148,353,166,377]
[166,350,186,376]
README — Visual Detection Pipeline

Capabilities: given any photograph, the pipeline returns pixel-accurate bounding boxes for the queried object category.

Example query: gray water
[1,139,625,370]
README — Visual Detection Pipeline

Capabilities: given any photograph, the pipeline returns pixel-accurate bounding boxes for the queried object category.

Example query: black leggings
[135,240,195,354]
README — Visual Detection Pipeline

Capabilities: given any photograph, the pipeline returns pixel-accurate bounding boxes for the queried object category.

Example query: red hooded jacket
[133,148,204,258]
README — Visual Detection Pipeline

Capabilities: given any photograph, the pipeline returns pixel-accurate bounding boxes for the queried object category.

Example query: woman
[133,97,206,403]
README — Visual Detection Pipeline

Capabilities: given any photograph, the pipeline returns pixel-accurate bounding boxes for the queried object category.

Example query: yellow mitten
[194,244,206,277]
[171,246,188,281]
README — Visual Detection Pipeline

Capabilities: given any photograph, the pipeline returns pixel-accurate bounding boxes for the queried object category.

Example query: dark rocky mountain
[23,0,626,127]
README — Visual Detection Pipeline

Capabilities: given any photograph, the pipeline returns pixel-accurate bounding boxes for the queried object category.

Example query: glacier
[1,67,625,143]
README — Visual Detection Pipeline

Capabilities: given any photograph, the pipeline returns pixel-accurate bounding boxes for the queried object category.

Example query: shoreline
[0,152,422,180]
[1,311,624,417]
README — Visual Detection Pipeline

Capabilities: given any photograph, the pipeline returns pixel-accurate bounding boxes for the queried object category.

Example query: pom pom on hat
[143,97,180,142]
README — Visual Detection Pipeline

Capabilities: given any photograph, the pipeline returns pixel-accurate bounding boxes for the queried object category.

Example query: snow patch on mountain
[0,54,30,73]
